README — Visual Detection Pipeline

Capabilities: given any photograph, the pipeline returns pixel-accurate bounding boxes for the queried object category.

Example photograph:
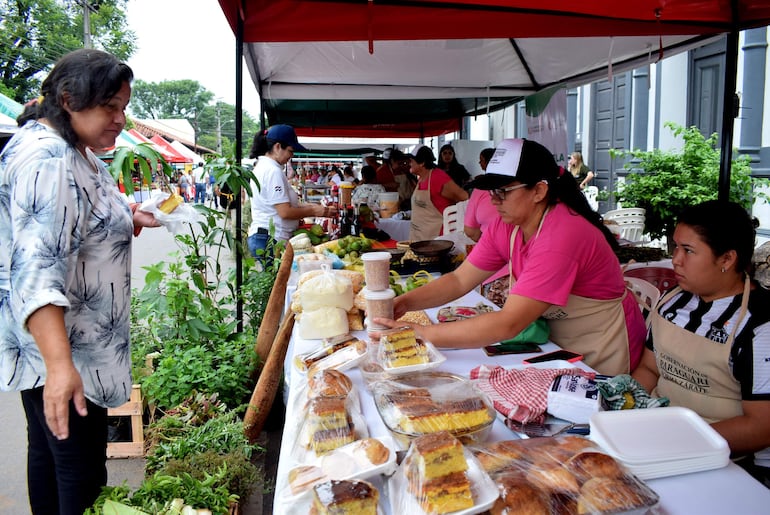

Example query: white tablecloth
[276,290,770,514]
[376,217,411,242]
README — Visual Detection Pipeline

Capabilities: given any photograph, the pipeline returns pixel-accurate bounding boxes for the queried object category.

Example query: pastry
[288,465,326,495]
[357,438,389,465]
[565,451,625,484]
[414,471,474,514]
[158,193,184,214]
[474,440,526,473]
[308,369,353,398]
[311,478,379,514]
[526,464,580,495]
[577,477,656,514]
[494,472,551,514]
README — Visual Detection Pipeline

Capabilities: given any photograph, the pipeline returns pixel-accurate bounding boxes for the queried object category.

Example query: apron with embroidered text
[409,169,444,241]
[509,208,630,376]
[650,278,750,422]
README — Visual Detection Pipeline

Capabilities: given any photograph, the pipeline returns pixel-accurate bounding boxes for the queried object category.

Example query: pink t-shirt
[468,203,646,369]
[465,188,507,284]
[416,168,454,214]
[465,188,499,232]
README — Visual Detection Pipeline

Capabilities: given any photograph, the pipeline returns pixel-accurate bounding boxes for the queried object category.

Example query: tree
[611,122,767,245]
[130,79,214,123]
[196,101,260,157]
[0,0,136,102]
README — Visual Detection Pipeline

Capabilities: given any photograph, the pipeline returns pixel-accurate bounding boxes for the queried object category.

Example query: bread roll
[565,451,624,484]
[308,369,353,398]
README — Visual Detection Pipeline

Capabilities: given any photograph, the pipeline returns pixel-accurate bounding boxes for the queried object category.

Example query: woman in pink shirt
[377,138,645,376]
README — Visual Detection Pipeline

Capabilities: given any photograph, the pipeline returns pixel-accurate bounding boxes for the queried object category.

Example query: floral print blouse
[0,121,134,408]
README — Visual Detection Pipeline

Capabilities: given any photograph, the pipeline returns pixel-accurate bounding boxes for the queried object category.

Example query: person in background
[0,49,160,515]
[632,200,770,485]
[377,139,645,376]
[193,161,207,204]
[464,147,510,308]
[351,165,386,207]
[343,165,358,184]
[568,151,594,190]
[407,145,469,241]
[374,148,400,192]
[178,170,192,202]
[437,143,471,188]
[247,125,336,261]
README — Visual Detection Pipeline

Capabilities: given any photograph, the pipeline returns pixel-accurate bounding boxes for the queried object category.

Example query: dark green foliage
[610,122,765,240]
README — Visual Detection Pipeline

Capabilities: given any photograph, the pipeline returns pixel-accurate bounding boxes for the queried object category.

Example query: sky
[124,0,262,119]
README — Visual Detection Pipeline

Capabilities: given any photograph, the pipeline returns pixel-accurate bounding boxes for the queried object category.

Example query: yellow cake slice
[408,431,468,480]
[414,471,474,514]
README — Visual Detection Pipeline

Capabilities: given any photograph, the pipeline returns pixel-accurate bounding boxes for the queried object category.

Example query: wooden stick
[244,311,295,443]
[255,243,294,367]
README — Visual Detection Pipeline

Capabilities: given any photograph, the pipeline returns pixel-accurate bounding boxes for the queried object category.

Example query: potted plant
[609,122,767,251]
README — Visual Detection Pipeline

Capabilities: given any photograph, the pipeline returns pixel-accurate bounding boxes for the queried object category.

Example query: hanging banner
[525,87,568,168]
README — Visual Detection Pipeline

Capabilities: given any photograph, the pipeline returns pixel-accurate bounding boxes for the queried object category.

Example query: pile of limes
[334,235,373,259]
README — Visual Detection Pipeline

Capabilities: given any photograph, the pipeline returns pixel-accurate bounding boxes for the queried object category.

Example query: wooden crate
[107,384,144,458]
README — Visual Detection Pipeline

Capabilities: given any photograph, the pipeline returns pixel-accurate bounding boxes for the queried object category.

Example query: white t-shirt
[248,155,300,241]
[193,165,206,183]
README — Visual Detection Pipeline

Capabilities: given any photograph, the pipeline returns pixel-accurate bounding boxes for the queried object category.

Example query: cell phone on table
[483,341,542,356]
[522,349,583,364]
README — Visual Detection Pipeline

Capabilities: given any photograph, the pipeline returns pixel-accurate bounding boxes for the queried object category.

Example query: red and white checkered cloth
[470,365,593,425]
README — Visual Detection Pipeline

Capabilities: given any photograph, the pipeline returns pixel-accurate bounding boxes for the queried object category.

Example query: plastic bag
[298,265,354,312]
[510,318,550,344]
[139,192,205,235]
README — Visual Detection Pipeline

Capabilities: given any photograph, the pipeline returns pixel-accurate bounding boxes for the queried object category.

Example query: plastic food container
[363,288,395,332]
[378,192,399,218]
[361,252,392,291]
[372,372,495,450]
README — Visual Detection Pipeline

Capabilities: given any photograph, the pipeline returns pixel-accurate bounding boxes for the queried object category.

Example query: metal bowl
[409,239,453,258]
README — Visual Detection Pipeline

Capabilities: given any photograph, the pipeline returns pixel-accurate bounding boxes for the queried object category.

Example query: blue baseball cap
[266,124,307,152]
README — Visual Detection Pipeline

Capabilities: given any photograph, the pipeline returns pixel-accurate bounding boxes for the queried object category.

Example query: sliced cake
[380,327,429,368]
[405,431,474,514]
[312,478,379,514]
[307,396,355,454]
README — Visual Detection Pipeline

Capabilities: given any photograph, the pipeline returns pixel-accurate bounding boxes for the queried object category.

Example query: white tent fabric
[170,140,206,163]
[246,35,712,103]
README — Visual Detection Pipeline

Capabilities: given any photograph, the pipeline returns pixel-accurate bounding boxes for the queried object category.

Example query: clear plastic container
[361,252,391,291]
[363,288,395,331]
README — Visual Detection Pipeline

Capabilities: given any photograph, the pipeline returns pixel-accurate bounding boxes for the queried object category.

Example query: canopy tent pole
[718,27,740,202]
[235,6,245,332]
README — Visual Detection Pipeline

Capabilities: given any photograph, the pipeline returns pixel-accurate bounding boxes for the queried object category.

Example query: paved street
[0,218,271,514]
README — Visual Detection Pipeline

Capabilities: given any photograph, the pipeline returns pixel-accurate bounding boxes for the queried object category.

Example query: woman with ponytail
[375,139,645,376]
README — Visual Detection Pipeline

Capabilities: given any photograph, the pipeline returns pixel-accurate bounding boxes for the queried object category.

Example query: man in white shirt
[193,162,207,204]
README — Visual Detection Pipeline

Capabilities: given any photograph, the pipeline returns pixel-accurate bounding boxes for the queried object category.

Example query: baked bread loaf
[577,477,656,514]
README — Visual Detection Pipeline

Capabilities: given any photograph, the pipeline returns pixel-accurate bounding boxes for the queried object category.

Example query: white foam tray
[590,407,729,465]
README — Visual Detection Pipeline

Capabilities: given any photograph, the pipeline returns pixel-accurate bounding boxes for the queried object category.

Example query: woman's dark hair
[360,165,376,183]
[677,200,757,275]
[480,147,495,163]
[438,143,470,186]
[517,140,618,250]
[249,129,284,158]
[17,49,133,147]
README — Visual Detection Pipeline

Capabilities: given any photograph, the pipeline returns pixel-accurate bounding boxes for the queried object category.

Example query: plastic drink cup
[361,252,392,291]
[378,192,399,218]
[363,288,395,339]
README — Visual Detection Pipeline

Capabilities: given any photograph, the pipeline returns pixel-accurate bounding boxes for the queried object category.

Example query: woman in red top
[407,145,468,240]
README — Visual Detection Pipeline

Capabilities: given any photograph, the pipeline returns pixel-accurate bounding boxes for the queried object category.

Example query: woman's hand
[44,363,87,440]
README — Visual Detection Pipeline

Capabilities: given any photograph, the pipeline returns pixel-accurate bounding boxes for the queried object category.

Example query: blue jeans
[248,231,276,268]
[21,387,108,515]
[195,183,207,203]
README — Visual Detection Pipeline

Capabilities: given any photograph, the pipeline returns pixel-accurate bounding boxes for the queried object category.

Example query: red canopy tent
[149,134,193,164]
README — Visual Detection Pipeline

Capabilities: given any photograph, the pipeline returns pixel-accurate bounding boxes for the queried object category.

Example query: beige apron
[651,277,750,422]
[409,169,444,241]
[509,209,631,376]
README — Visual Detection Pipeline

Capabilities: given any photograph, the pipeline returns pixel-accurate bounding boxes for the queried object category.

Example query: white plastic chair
[443,199,468,234]
[624,276,661,319]
[604,207,646,242]
[583,186,599,211]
